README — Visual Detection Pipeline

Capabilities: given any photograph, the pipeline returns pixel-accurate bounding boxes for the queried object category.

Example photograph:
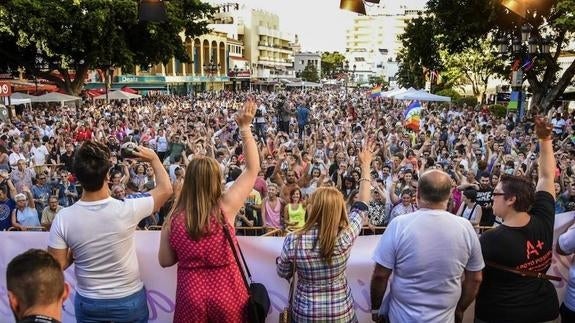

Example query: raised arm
[357,141,374,204]
[221,98,260,224]
[534,117,556,198]
[131,146,172,212]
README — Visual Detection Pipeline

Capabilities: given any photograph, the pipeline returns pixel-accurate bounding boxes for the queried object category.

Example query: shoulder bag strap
[467,204,478,220]
[287,236,299,310]
[486,261,561,281]
[222,222,251,291]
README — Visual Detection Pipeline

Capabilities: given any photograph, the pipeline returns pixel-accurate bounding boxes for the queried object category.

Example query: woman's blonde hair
[167,156,223,240]
[298,187,349,264]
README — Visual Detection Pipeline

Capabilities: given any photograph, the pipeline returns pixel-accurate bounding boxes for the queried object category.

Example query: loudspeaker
[340,0,366,15]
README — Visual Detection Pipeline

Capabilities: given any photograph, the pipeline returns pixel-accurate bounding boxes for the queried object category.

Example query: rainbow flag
[370,85,382,98]
[404,100,422,131]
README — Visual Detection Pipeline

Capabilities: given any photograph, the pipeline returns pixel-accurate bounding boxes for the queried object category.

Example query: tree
[301,63,320,83]
[425,0,575,111]
[0,0,214,95]
[440,39,506,102]
[395,16,443,90]
[320,51,346,79]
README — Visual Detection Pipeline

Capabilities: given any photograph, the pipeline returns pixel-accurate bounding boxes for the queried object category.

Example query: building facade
[294,52,322,80]
[345,4,423,85]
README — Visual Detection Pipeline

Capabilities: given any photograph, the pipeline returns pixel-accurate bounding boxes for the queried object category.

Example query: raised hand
[236,97,257,129]
[534,116,553,140]
[359,139,376,168]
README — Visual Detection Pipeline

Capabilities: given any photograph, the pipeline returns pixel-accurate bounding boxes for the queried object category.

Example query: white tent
[394,89,451,102]
[381,87,411,98]
[285,81,322,88]
[94,90,142,101]
[9,98,31,105]
[11,93,35,100]
[31,92,81,104]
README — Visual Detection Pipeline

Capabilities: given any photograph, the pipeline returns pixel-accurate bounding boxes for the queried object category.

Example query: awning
[11,80,58,93]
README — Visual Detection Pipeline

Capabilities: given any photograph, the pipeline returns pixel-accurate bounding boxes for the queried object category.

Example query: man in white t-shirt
[30,137,49,171]
[48,141,172,322]
[370,170,484,323]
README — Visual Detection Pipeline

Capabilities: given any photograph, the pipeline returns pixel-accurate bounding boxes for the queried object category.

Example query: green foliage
[320,52,346,79]
[301,63,320,83]
[435,88,462,100]
[422,0,575,111]
[454,96,478,107]
[396,16,442,89]
[490,104,507,118]
[368,75,387,87]
[0,0,214,94]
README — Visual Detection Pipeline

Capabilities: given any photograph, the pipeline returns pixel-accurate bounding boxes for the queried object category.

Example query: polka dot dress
[169,212,248,322]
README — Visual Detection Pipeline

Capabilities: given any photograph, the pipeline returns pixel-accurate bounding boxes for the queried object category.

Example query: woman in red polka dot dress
[158,98,260,322]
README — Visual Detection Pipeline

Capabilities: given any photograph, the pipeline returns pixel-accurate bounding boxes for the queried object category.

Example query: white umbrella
[94,90,142,101]
[31,92,81,104]
[10,93,35,100]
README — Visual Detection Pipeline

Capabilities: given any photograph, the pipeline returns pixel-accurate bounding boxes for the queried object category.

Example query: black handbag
[223,223,270,323]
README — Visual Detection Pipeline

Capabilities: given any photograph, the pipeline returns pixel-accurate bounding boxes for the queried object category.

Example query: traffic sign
[0,82,11,97]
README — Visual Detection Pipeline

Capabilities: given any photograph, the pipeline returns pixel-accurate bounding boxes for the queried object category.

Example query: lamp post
[342,60,357,100]
[232,65,239,92]
[495,23,550,120]
[203,58,220,92]
[105,66,115,103]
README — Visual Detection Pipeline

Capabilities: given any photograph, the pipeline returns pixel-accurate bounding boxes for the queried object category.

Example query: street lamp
[105,66,115,102]
[494,23,551,120]
[342,60,356,99]
[231,65,239,92]
[203,58,220,92]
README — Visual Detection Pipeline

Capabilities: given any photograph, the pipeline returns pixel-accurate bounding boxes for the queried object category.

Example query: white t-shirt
[373,209,484,322]
[31,145,49,166]
[48,195,154,299]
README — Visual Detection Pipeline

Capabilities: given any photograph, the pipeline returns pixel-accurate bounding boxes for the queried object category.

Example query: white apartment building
[211,3,295,81]
[345,5,423,85]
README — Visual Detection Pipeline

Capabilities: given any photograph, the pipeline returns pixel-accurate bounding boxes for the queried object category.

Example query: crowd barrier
[0,212,573,323]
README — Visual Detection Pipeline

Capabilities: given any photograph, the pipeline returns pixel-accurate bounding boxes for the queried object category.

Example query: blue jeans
[74,287,149,323]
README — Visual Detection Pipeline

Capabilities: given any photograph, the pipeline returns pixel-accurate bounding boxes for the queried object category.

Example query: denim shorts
[74,287,149,323]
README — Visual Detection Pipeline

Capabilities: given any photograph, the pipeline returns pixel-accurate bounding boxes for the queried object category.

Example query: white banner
[0,212,573,323]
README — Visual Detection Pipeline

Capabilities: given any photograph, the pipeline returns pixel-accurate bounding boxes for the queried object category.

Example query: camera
[120,142,138,159]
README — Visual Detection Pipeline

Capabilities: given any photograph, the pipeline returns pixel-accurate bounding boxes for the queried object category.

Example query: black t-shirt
[476,187,495,226]
[475,191,559,322]
[59,152,74,173]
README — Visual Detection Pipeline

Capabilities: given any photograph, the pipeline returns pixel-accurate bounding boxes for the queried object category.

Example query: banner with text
[0,212,573,323]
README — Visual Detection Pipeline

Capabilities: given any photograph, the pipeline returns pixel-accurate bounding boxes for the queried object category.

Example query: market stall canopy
[11,80,58,93]
[381,87,410,98]
[11,92,35,100]
[94,90,142,101]
[31,92,81,103]
[393,89,451,102]
[10,98,32,105]
[285,81,322,88]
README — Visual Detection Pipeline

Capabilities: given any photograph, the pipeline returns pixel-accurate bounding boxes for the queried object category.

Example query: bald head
[418,169,452,203]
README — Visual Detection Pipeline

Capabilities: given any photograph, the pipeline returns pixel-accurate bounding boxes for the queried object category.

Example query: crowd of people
[2,88,575,322]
